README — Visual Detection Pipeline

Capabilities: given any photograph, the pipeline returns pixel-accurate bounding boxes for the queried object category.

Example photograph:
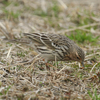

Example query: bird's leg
[45,63,50,70]
[55,54,57,67]
[38,59,57,70]
[46,63,57,70]
[45,54,58,70]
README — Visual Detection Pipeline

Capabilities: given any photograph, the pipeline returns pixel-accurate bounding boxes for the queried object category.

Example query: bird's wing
[24,33,74,50]
[24,33,57,50]
[24,33,44,44]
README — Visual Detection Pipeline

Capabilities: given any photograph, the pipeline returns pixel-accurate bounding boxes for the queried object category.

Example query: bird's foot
[46,63,57,71]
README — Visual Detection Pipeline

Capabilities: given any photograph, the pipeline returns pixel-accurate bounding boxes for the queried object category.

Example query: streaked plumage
[13,33,85,67]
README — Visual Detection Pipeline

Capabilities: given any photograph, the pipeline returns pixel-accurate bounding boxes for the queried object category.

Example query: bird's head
[74,47,85,67]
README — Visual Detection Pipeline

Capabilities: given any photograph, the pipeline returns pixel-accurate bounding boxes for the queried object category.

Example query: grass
[1,0,11,6]
[67,30,99,44]
[17,51,26,57]
[88,89,100,100]
[73,10,96,26]
[1,1,21,20]
[0,0,100,100]
[51,1,61,17]
[35,11,48,17]
[33,1,60,17]
[3,9,21,19]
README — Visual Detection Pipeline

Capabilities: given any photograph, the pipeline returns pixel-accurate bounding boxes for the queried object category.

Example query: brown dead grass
[0,0,100,100]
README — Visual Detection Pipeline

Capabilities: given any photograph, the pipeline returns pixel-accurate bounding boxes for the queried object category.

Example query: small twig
[55,54,57,67]
[0,65,12,70]
[46,63,57,70]
[29,24,37,31]
[91,16,100,22]
[58,23,100,33]
[6,47,12,59]
[0,22,10,39]
[79,28,100,34]
[41,0,46,12]
[85,47,100,51]
[24,54,42,71]
[20,75,36,87]
[85,52,100,61]
[16,44,29,51]
[23,53,41,65]
[56,65,68,74]
[58,0,67,10]
[90,63,98,73]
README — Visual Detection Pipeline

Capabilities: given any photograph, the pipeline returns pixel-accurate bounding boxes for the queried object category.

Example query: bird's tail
[23,33,43,44]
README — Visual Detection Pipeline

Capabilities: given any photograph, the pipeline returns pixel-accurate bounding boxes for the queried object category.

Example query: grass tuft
[3,9,21,19]
[67,30,99,43]
[88,89,100,100]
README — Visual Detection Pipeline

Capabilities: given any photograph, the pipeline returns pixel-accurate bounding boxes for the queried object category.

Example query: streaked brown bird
[12,33,85,67]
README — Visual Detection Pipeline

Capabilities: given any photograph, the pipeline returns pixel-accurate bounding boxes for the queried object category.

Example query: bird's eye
[77,57,80,59]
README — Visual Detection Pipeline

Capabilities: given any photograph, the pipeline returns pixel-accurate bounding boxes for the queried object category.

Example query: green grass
[67,30,99,44]
[6,43,13,47]
[16,65,22,70]
[3,9,21,19]
[33,10,49,17]
[1,1,21,19]
[77,15,94,26]
[88,89,100,100]
[73,10,96,26]
[2,0,11,6]
[4,86,11,95]
[51,1,60,17]
[17,51,25,57]
[33,1,60,17]
[1,60,6,64]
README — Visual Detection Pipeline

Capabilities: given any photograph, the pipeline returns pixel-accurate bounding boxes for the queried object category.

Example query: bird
[13,33,85,68]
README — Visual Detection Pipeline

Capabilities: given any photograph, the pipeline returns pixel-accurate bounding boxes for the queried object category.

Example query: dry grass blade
[85,52,100,61]
[0,0,100,99]
[20,76,37,88]
[58,0,67,10]
[58,23,100,33]
[90,63,98,74]
[0,22,10,39]
[24,57,42,72]
[56,65,67,73]
[91,16,100,22]
[0,22,14,39]
[6,47,12,59]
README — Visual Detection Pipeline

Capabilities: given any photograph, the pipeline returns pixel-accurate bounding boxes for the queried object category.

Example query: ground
[0,0,100,100]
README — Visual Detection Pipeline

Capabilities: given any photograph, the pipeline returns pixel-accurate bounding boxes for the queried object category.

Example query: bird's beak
[81,62,85,67]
